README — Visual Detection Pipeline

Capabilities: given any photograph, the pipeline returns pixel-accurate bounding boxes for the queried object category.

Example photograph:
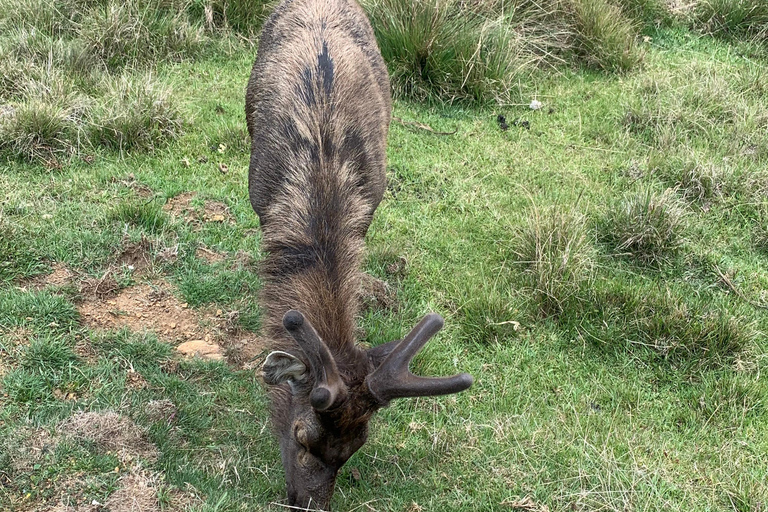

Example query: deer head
[263,310,473,510]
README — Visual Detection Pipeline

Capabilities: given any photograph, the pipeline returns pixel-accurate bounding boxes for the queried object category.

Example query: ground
[1,22,768,512]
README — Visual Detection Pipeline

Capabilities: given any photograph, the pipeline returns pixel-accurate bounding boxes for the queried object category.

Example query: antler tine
[283,310,348,411]
[365,313,473,405]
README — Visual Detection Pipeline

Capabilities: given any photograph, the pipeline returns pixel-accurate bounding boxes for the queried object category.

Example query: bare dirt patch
[116,235,153,273]
[163,191,197,220]
[202,200,233,223]
[78,236,155,299]
[76,282,267,362]
[18,262,74,291]
[162,192,234,226]
[359,272,398,312]
[58,411,159,463]
[77,283,224,359]
[196,245,226,264]
[0,326,31,377]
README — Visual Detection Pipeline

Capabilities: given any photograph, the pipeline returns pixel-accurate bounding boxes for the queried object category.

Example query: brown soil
[78,236,155,299]
[116,235,153,273]
[163,192,197,221]
[156,244,179,263]
[77,281,266,363]
[163,192,234,226]
[196,245,226,264]
[19,262,73,291]
[78,271,121,299]
[77,283,223,359]
[126,369,148,390]
[359,273,398,312]
[202,200,233,223]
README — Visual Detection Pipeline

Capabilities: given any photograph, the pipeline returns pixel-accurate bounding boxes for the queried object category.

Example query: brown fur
[246,0,390,356]
[246,0,391,508]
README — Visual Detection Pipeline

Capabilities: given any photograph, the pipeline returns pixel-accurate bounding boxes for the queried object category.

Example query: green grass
[2,3,768,512]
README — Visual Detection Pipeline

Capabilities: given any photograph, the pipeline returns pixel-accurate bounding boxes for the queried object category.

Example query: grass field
[1,0,768,511]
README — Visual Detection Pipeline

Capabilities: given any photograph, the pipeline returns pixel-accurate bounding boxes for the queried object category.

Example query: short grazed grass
[2,4,768,512]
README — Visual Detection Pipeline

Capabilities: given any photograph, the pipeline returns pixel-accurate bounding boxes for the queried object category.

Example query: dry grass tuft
[603,188,686,267]
[568,0,643,71]
[514,204,594,317]
[57,411,159,462]
[105,471,161,512]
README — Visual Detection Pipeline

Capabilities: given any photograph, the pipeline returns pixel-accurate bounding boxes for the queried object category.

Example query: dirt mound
[116,236,153,273]
[359,273,398,312]
[202,200,233,223]
[78,236,155,300]
[58,411,158,463]
[77,283,223,358]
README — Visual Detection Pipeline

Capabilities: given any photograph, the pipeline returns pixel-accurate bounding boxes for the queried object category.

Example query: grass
[513,203,594,317]
[601,187,687,268]
[1,2,768,512]
[692,0,768,43]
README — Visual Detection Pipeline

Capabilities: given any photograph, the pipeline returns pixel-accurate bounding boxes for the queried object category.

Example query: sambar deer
[245,0,473,508]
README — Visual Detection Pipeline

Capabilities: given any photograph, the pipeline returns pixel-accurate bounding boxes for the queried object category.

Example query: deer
[245,0,473,508]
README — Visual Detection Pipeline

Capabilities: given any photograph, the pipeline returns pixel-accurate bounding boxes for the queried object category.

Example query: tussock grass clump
[0,73,92,162]
[613,0,672,26]
[514,205,594,317]
[93,75,183,152]
[189,0,275,35]
[602,188,686,267]
[0,0,206,162]
[624,66,734,148]
[624,62,768,153]
[692,0,768,42]
[365,0,647,102]
[650,154,736,203]
[568,0,642,72]
[674,161,734,202]
[79,2,206,70]
[366,0,523,103]
[0,0,89,37]
[108,201,169,234]
[593,282,753,369]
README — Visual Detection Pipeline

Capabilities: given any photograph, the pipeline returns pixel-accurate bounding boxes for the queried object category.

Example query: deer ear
[263,351,308,388]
